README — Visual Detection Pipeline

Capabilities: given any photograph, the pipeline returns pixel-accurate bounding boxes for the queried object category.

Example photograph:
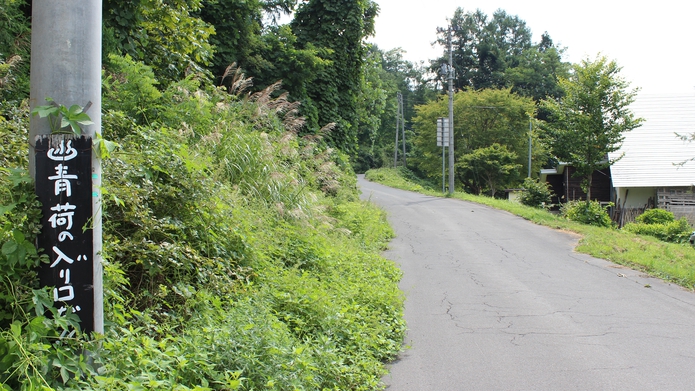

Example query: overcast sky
[368,0,695,95]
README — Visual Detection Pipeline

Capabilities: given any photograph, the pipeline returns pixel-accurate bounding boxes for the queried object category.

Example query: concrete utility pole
[30,0,103,334]
[528,119,533,178]
[399,92,406,168]
[394,93,400,168]
[393,91,405,168]
[447,28,455,194]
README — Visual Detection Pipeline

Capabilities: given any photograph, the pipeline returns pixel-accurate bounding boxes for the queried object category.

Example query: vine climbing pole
[29,0,103,334]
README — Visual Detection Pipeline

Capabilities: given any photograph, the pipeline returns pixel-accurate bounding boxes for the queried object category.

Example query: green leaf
[12,230,25,243]
[68,120,82,135]
[7,168,31,186]
[1,240,18,256]
[32,289,54,317]
[0,203,17,218]
[67,104,84,115]
[10,321,21,338]
[31,105,59,118]
[94,135,120,159]
[60,366,70,384]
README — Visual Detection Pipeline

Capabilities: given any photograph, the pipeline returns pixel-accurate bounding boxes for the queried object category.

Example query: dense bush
[561,200,613,228]
[0,55,405,390]
[635,208,676,225]
[519,177,553,208]
[623,209,693,243]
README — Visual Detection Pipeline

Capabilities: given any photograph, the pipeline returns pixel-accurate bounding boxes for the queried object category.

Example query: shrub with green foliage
[519,177,553,208]
[635,208,676,225]
[561,200,613,228]
[623,209,692,244]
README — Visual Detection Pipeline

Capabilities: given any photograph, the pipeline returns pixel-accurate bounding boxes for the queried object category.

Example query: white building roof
[608,93,695,188]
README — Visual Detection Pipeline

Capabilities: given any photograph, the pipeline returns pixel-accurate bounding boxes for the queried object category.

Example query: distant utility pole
[400,93,406,168]
[527,119,533,178]
[393,91,405,168]
[447,28,455,194]
[30,0,103,335]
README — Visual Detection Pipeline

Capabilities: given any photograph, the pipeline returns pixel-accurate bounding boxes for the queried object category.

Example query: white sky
[368,0,695,95]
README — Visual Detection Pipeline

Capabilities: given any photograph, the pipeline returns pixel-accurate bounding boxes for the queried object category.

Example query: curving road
[358,176,695,391]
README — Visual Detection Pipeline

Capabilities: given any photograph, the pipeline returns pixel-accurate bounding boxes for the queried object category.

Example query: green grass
[365,167,695,290]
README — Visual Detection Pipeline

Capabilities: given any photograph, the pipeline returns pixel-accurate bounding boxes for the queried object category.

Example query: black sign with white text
[35,135,94,334]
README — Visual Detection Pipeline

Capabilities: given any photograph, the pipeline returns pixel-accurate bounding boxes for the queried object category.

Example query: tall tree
[197,0,297,81]
[354,46,388,170]
[540,55,643,200]
[506,32,569,102]
[433,8,532,91]
[353,46,436,172]
[291,0,378,153]
[411,88,540,191]
[197,0,265,81]
[432,8,568,105]
[456,143,521,196]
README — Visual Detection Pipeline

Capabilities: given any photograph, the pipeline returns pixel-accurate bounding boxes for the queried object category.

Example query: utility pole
[393,92,401,168]
[527,119,533,178]
[393,91,405,168]
[447,28,455,194]
[400,93,406,168]
[30,0,103,334]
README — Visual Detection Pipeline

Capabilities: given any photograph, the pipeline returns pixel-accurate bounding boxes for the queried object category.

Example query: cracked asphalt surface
[358,176,695,390]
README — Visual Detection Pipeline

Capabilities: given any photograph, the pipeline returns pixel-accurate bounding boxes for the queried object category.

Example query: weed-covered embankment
[0,57,404,390]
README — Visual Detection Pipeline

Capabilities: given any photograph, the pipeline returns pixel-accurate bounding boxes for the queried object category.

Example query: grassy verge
[365,167,695,290]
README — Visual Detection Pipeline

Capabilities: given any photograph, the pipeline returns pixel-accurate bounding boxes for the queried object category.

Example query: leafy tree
[540,56,643,200]
[197,0,298,81]
[354,46,437,172]
[196,0,265,81]
[291,0,379,153]
[506,33,569,102]
[354,46,388,171]
[433,8,531,91]
[103,0,214,84]
[411,88,542,191]
[456,143,520,196]
[237,24,330,128]
[432,8,568,105]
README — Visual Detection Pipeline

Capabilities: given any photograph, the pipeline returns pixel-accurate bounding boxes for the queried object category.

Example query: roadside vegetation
[365,168,695,290]
[1,52,405,390]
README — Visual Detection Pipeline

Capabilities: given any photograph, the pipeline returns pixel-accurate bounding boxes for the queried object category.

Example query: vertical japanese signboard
[437,117,449,147]
[35,135,95,334]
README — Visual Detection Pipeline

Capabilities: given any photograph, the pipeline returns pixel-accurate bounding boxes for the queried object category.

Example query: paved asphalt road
[357,176,695,391]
